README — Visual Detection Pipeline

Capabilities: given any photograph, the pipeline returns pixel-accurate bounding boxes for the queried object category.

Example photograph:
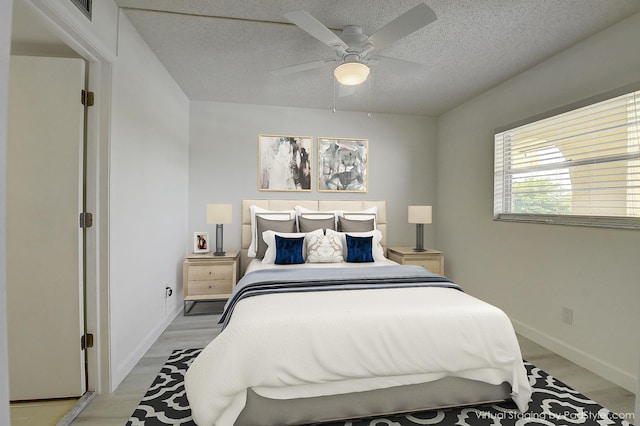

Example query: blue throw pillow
[345,235,374,263]
[274,235,305,265]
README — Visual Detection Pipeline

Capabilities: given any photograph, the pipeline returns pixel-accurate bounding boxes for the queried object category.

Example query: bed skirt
[235,377,512,426]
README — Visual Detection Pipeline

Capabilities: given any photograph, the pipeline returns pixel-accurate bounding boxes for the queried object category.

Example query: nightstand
[183,250,240,315]
[387,247,444,275]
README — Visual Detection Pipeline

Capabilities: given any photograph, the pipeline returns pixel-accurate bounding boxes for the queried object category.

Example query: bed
[185,199,531,426]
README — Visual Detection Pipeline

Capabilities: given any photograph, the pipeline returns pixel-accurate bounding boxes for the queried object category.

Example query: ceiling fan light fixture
[334,62,370,86]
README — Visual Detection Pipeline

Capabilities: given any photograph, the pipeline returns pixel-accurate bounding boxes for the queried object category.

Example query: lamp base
[214,224,225,257]
[414,223,426,252]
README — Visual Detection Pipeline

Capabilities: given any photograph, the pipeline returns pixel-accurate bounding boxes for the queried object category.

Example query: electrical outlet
[165,286,173,298]
[561,307,573,325]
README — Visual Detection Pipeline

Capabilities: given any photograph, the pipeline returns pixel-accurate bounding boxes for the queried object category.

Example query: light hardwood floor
[70,301,636,425]
[72,301,225,425]
[10,398,79,426]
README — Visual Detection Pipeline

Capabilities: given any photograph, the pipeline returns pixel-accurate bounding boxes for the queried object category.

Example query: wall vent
[70,0,92,20]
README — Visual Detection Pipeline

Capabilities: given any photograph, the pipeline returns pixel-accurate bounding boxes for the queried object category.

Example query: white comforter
[185,267,531,426]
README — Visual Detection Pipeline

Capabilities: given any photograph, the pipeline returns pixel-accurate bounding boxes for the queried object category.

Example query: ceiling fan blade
[271,59,335,76]
[375,56,429,74]
[365,3,437,51]
[284,10,349,54]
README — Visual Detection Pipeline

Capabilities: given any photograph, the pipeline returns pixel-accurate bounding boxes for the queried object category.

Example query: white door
[7,55,86,400]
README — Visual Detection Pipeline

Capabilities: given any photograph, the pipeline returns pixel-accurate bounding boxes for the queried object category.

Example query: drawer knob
[208,271,212,275]
[208,285,212,289]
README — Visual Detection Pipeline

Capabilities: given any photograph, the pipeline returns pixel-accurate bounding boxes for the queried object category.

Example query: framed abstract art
[258,134,312,191]
[318,137,368,192]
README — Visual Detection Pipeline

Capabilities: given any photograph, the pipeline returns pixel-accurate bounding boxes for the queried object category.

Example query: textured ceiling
[115,1,640,115]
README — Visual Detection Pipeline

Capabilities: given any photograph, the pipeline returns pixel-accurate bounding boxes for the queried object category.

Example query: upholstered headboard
[240,199,387,274]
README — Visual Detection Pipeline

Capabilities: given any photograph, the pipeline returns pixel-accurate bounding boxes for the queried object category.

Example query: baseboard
[512,319,637,393]
[166,302,182,324]
[111,305,182,392]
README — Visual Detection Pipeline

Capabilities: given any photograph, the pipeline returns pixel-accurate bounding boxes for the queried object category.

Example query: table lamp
[207,204,232,256]
[408,205,432,252]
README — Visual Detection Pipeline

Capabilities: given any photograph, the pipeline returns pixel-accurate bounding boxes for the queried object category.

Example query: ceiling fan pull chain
[368,75,372,118]
[333,76,337,113]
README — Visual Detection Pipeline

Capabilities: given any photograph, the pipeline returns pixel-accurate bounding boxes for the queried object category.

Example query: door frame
[20,0,113,394]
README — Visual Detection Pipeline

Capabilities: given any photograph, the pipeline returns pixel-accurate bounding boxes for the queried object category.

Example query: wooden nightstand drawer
[187,279,233,296]
[188,264,233,281]
[404,258,442,273]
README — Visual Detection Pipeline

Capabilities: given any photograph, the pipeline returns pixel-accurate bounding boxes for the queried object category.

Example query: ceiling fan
[271,3,437,88]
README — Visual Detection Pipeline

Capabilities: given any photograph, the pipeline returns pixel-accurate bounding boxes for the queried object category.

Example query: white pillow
[306,232,344,263]
[336,206,378,229]
[326,228,385,261]
[294,205,337,220]
[248,205,296,257]
[262,229,323,264]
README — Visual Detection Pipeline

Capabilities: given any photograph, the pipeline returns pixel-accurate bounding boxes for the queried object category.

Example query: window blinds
[494,89,640,229]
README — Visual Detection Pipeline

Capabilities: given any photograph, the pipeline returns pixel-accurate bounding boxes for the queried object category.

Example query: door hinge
[81,333,94,350]
[81,89,94,106]
[79,212,93,229]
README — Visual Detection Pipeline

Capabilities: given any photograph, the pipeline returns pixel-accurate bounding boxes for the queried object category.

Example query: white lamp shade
[207,204,233,224]
[408,206,432,224]
[334,62,370,86]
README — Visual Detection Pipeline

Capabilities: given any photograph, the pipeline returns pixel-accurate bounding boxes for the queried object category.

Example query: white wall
[0,0,13,422]
[189,102,437,250]
[109,13,190,389]
[437,12,640,393]
[29,0,118,58]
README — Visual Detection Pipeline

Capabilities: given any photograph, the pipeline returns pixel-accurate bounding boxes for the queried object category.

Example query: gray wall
[637,355,640,424]
[0,1,13,423]
[189,101,438,251]
[437,12,640,392]
[108,13,190,389]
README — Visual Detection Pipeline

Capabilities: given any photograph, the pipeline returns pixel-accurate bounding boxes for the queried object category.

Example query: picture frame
[193,232,209,253]
[318,137,368,192]
[258,134,313,191]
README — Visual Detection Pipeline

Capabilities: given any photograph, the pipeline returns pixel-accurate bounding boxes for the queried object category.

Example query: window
[494,85,640,229]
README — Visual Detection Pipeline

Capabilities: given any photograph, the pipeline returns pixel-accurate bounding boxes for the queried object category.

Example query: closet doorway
[7,54,88,400]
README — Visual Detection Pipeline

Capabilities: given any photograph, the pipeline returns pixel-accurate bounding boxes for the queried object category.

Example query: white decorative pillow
[326,229,385,261]
[306,232,344,263]
[262,229,323,264]
[248,205,296,257]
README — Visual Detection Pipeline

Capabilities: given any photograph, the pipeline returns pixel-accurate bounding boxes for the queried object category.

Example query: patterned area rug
[127,348,633,426]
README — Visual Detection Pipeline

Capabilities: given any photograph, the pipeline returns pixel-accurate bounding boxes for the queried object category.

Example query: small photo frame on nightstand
[194,232,209,253]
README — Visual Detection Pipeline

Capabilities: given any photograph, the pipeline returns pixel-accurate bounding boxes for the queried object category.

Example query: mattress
[185,262,531,426]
